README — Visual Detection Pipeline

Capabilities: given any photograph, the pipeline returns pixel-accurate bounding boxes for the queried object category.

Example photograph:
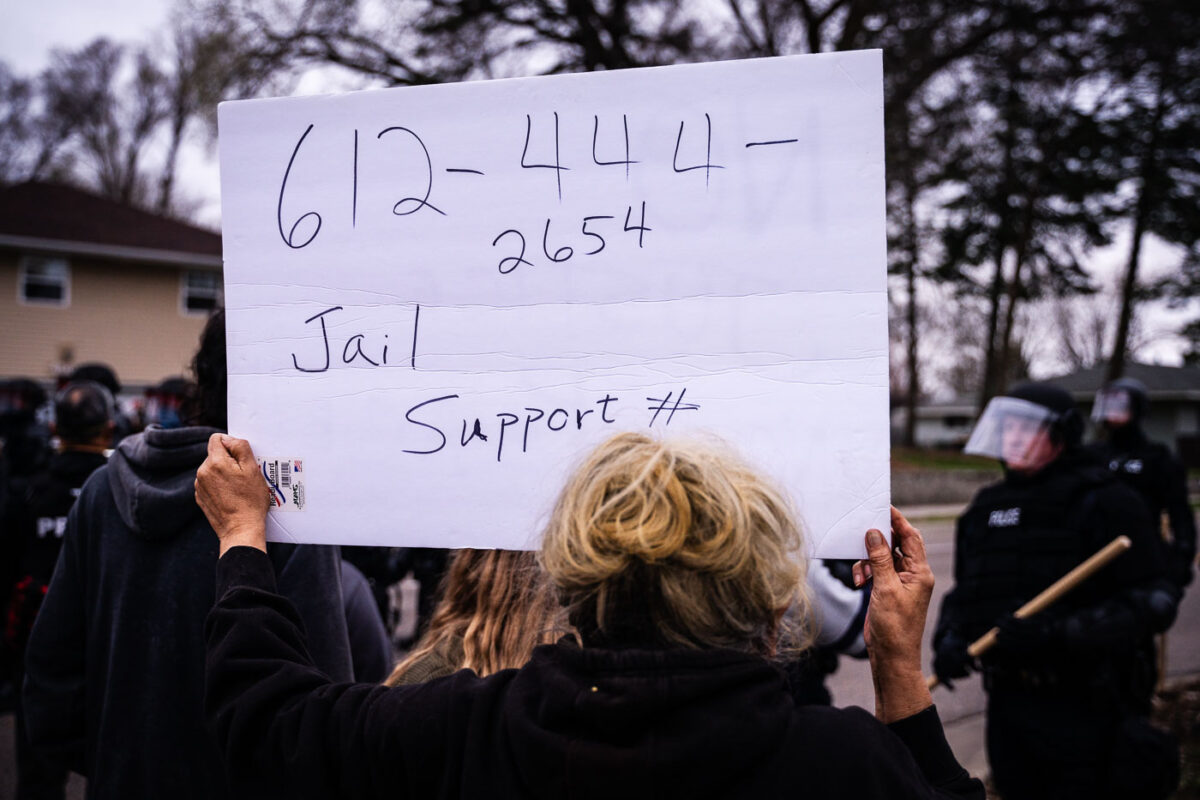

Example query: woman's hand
[852,506,935,723]
[195,434,269,556]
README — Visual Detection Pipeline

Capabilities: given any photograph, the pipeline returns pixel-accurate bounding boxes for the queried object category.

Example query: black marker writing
[378,126,446,216]
[403,394,459,454]
[291,306,343,373]
[411,304,420,369]
[745,139,798,148]
[523,408,545,452]
[521,112,569,201]
[496,413,520,462]
[400,393,622,462]
[492,229,532,275]
[461,418,488,446]
[673,113,724,187]
[597,394,619,423]
[623,202,650,248]
[646,388,699,427]
[592,114,637,179]
[342,334,379,366]
[581,215,614,255]
[277,123,322,249]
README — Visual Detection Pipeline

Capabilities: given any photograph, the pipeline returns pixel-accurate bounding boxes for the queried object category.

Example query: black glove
[993,613,1062,655]
[933,633,973,689]
[1171,550,1195,589]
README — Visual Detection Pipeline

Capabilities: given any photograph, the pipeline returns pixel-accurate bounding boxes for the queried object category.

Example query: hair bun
[540,432,810,654]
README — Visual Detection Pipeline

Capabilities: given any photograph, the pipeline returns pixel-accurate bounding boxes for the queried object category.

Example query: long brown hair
[385,549,563,685]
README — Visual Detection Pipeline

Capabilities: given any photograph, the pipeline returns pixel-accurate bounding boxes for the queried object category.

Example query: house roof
[0,181,222,268]
[1045,362,1200,400]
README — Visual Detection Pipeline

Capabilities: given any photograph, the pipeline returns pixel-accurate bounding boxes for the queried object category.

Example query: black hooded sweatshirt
[206,546,984,800]
[23,425,354,799]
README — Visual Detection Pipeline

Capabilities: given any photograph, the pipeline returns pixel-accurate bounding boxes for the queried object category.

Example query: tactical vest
[1099,442,1172,519]
[952,465,1115,647]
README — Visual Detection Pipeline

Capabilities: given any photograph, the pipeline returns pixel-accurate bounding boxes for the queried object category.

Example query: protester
[0,378,52,717]
[1088,377,1196,590]
[143,376,190,429]
[342,559,394,682]
[199,431,982,799]
[6,381,114,800]
[22,311,354,800]
[385,548,564,686]
[933,381,1179,800]
[65,363,135,445]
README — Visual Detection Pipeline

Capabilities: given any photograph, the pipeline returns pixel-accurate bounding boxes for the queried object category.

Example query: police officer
[1088,377,1196,590]
[933,382,1178,800]
[6,381,113,800]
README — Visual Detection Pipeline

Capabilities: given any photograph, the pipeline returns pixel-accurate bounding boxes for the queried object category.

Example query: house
[0,182,222,391]
[891,399,978,449]
[896,363,1200,461]
[1045,362,1200,461]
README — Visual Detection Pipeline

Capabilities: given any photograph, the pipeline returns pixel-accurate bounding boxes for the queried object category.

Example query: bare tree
[155,5,278,214]
[1102,2,1200,381]
[38,39,169,206]
[0,63,37,183]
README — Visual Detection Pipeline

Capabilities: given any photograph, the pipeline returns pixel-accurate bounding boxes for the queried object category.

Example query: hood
[108,424,222,540]
[502,644,791,799]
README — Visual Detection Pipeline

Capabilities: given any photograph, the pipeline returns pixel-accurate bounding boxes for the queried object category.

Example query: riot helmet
[965,382,1082,471]
[1091,377,1148,426]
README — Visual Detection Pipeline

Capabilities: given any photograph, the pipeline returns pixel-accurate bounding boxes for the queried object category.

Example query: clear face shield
[1091,388,1132,425]
[964,397,1061,471]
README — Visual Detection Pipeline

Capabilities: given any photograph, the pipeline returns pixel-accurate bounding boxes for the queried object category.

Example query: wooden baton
[926,535,1132,690]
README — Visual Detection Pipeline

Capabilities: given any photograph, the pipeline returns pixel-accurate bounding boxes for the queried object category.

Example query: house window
[18,257,70,306]
[181,270,222,315]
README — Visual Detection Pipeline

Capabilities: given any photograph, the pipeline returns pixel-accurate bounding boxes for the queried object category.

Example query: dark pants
[986,685,1120,800]
[12,662,68,800]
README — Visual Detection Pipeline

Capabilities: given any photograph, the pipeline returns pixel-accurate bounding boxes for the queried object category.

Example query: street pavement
[4,504,1199,796]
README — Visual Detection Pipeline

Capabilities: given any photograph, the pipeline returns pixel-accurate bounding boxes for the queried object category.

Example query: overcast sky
[1,0,169,72]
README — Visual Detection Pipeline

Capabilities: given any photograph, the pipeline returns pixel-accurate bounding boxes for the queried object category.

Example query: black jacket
[207,546,984,800]
[5,449,108,652]
[22,425,354,799]
[1088,426,1197,587]
[18,449,108,580]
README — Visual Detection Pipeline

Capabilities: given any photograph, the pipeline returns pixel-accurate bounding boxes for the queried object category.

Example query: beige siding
[0,250,216,387]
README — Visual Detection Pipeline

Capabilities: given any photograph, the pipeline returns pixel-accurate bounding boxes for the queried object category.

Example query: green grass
[892,446,1002,473]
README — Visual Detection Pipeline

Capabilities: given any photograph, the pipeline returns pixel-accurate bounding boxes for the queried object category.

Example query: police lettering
[988,508,1021,528]
[36,516,68,538]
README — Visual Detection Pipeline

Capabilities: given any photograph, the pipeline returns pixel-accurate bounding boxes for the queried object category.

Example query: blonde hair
[540,432,812,656]
[385,549,563,685]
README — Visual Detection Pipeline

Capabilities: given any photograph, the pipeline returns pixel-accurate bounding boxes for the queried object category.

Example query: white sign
[218,51,890,558]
